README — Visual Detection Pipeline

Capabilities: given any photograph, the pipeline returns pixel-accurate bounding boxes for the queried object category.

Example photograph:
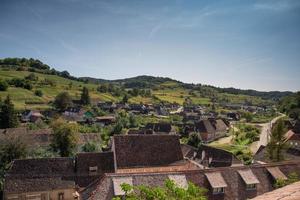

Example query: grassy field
[0,69,273,110]
[0,70,118,110]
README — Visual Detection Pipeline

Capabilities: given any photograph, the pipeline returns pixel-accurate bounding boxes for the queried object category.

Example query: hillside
[0,57,293,110]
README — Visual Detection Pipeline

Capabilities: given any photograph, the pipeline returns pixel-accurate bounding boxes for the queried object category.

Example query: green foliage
[34,89,43,97]
[8,78,33,90]
[122,94,129,103]
[278,92,300,120]
[82,142,101,152]
[241,112,253,122]
[0,134,27,191]
[54,92,72,112]
[78,124,101,133]
[0,95,19,128]
[25,73,38,81]
[267,119,288,162]
[0,79,8,91]
[129,114,139,128]
[187,132,202,148]
[274,172,299,188]
[80,86,91,105]
[232,123,260,144]
[27,121,48,130]
[50,119,79,157]
[112,179,207,200]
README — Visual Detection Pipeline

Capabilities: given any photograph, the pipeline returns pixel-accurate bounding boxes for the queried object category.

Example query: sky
[0,0,300,91]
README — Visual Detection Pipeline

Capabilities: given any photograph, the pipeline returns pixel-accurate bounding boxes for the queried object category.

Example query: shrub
[34,90,43,97]
[0,79,8,91]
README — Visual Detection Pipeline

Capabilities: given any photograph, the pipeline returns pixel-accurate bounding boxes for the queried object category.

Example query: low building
[79,161,300,200]
[95,115,116,125]
[181,144,242,168]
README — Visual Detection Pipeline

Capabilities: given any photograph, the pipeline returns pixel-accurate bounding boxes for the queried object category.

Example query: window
[212,187,225,194]
[246,184,256,190]
[7,195,19,200]
[58,193,64,200]
[89,166,98,172]
[25,194,41,200]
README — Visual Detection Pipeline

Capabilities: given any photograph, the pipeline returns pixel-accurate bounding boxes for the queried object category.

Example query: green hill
[0,57,293,110]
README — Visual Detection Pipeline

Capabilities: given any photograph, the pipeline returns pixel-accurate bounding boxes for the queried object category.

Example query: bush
[82,142,101,152]
[25,73,38,81]
[34,90,43,97]
[0,79,8,91]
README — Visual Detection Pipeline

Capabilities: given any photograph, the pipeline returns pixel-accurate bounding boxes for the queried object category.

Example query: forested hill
[0,57,294,108]
[80,76,292,101]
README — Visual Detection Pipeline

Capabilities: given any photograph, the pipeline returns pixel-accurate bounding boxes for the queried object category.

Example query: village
[1,0,300,199]
[1,87,300,200]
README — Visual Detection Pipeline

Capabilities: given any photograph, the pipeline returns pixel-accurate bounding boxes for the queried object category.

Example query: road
[250,114,285,154]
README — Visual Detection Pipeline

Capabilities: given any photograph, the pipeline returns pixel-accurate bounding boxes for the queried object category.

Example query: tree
[242,112,253,122]
[129,114,138,128]
[112,121,123,135]
[25,73,38,81]
[112,179,207,200]
[80,86,91,105]
[34,90,43,97]
[0,96,19,129]
[0,134,27,191]
[267,119,288,162]
[187,132,202,148]
[50,119,79,157]
[82,142,100,152]
[54,92,72,112]
[122,94,129,104]
[0,79,8,91]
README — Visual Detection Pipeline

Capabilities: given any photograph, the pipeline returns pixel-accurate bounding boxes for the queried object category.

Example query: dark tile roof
[7,157,75,178]
[75,152,115,175]
[145,123,172,133]
[112,135,184,169]
[81,161,300,200]
[4,177,75,194]
[293,120,300,134]
[195,120,215,133]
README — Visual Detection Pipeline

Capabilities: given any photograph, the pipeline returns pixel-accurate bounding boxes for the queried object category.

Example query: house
[62,107,94,123]
[144,122,175,134]
[181,144,242,168]
[111,135,188,172]
[79,160,300,200]
[0,128,102,150]
[97,101,117,112]
[75,152,115,187]
[4,157,77,200]
[183,112,201,122]
[194,119,229,143]
[251,181,300,200]
[128,104,148,114]
[227,112,241,121]
[4,134,300,200]
[95,115,116,125]
[3,152,115,200]
[3,135,199,200]
[21,110,44,123]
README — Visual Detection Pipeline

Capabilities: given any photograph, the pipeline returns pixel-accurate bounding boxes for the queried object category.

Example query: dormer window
[238,169,259,191]
[205,172,227,195]
[89,166,98,173]
[212,187,225,194]
[246,184,256,190]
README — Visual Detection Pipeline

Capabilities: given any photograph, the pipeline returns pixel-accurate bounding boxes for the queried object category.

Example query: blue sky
[0,0,300,91]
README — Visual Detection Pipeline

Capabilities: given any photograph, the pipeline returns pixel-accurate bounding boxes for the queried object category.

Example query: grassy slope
[0,70,270,110]
[0,70,119,110]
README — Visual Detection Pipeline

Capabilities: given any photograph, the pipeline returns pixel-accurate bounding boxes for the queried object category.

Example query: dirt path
[250,114,285,154]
